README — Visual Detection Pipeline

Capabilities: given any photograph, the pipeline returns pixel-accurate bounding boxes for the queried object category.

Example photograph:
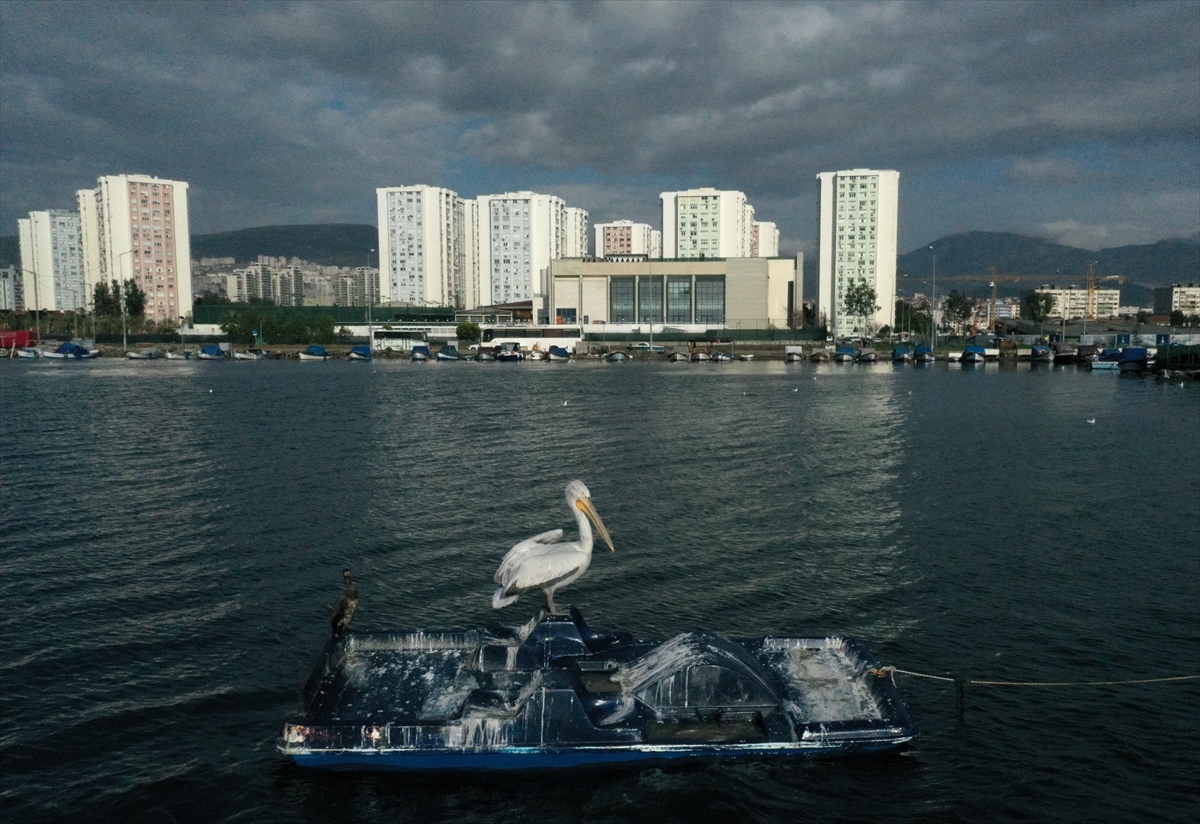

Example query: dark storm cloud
[1,0,1197,250]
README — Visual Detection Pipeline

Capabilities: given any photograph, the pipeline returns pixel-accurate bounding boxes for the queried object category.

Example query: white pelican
[492,480,616,614]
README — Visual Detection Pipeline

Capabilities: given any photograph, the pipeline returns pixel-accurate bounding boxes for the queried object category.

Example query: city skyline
[2,1,1197,254]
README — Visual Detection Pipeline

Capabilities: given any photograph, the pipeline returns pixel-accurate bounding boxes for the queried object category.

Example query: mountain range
[2,226,1195,308]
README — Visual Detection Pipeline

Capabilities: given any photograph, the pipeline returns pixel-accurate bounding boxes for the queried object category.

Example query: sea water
[1,358,1197,823]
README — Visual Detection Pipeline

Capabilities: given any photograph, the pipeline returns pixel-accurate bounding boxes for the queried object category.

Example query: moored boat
[961,344,987,364]
[548,345,571,361]
[197,344,228,361]
[410,345,431,362]
[477,351,496,362]
[891,345,913,363]
[126,347,163,360]
[436,345,461,361]
[497,342,524,362]
[233,349,267,360]
[347,345,372,361]
[16,347,41,358]
[529,350,547,361]
[913,345,934,364]
[298,345,330,361]
[1030,344,1054,364]
[1052,342,1076,364]
[278,609,918,772]
[690,350,711,362]
[605,351,627,362]
[833,345,856,363]
[165,350,192,360]
[785,345,805,363]
[809,348,831,363]
[1118,347,1149,373]
[43,342,99,359]
[712,351,732,363]
[738,353,754,361]
[856,347,878,363]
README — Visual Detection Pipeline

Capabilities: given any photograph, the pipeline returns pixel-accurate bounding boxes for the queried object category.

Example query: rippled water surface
[2,358,1197,823]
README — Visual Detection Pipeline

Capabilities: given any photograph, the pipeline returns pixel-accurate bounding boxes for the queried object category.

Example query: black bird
[331,568,358,635]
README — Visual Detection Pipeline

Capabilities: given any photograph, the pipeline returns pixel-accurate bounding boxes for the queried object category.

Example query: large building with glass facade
[547,257,799,330]
[816,169,900,338]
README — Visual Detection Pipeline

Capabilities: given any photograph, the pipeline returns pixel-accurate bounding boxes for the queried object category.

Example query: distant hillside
[190,224,377,268]
[895,231,1199,307]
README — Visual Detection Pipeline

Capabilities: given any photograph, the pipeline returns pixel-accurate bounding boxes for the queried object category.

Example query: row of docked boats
[798,344,936,364]
[13,342,100,359]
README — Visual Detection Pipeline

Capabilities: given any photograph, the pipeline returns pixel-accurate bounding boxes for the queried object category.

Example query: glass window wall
[667,277,692,323]
[637,276,663,323]
[610,277,635,323]
[695,276,725,323]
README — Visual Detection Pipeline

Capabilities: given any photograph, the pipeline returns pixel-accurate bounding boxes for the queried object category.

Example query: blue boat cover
[548,345,570,358]
[55,342,90,358]
[1119,347,1149,361]
[200,344,224,357]
[914,345,932,355]
[964,344,987,355]
[412,345,431,356]
[835,345,856,355]
[304,345,328,356]
[1100,348,1122,361]
[349,345,371,358]
[892,345,912,355]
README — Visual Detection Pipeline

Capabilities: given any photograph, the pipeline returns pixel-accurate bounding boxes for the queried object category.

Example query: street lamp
[929,246,937,350]
[118,250,134,351]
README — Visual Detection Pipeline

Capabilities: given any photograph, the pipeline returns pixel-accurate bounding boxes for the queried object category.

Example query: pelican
[331,568,358,635]
[492,480,616,614]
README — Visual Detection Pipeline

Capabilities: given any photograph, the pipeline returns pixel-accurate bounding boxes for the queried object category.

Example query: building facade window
[695,276,724,323]
[637,276,663,323]
[666,277,692,323]
[610,277,635,323]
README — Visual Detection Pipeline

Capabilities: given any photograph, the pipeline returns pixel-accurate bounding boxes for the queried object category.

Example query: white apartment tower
[816,169,900,337]
[77,174,193,324]
[752,221,779,257]
[564,207,589,258]
[660,189,754,259]
[477,191,568,305]
[594,221,662,259]
[17,209,84,310]
[377,185,465,307]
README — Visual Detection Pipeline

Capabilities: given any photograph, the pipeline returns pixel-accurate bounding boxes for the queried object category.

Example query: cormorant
[331,568,358,635]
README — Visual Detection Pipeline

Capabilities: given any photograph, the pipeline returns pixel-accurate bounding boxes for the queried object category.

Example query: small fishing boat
[690,350,711,362]
[347,345,372,361]
[913,345,934,364]
[126,347,163,360]
[785,346,805,363]
[197,344,227,361]
[1075,344,1100,365]
[298,345,330,361]
[497,342,524,362]
[477,351,496,362]
[165,350,192,360]
[410,345,431,362]
[436,345,461,361]
[891,345,913,363]
[712,351,733,363]
[856,347,878,363]
[1052,342,1077,364]
[961,344,987,365]
[833,345,856,363]
[279,609,917,772]
[233,349,267,360]
[1088,348,1122,371]
[668,348,689,362]
[1118,347,1149,373]
[738,353,754,362]
[529,350,547,361]
[548,345,571,362]
[1030,344,1054,364]
[16,347,41,358]
[605,351,627,362]
[809,348,831,363]
[43,342,99,359]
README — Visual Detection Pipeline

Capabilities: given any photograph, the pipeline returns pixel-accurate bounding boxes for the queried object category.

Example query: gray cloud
[1,0,1196,251]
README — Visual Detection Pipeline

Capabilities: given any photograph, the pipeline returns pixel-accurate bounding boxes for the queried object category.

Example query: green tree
[1025,291,1054,324]
[123,280,146,317]
[456,320,482,343]
[1169,309,1185,326]
[844,282,879,337]
[943,290,976,336]
[193,292,231,306]
[94,281,121,316]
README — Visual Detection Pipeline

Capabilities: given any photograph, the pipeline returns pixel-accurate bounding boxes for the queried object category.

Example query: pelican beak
[577,497,616,552]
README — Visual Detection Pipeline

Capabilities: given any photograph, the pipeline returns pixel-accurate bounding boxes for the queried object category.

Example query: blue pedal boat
[278,609,917,771]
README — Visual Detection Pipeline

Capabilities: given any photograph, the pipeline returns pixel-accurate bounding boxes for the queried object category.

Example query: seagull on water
[1087,418,1096,424]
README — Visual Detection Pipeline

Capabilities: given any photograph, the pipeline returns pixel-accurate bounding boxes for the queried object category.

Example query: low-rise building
[546,256,801,331]
[1022,286,1120,319]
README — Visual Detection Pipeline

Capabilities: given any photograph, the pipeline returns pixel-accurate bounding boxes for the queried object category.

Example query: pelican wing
[494,541,589,594]
[494,529,563,583]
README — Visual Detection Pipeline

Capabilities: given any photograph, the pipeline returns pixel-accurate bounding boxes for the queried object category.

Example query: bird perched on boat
[492,480,616,615]
[331,568,358,635]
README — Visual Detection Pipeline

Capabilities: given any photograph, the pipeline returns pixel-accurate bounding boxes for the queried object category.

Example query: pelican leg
[545,589,560,615]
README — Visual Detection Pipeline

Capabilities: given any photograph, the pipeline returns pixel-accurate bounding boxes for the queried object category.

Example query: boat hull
[297,353,328,361]
[961,352,986,364]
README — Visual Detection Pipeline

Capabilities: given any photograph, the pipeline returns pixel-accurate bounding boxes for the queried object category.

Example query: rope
[869,666,1200,688]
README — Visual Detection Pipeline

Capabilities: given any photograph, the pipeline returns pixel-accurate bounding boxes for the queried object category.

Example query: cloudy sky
[2,1,1197,253]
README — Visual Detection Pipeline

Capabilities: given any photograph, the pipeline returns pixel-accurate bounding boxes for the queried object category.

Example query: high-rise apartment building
[377,185,465,307]
[78,174,193,324]
[477,191,568,305]
[594,221,662,259]
[461,199,481,310]
[752,221,779,257]
[565,207,589,258]
[1,265,19,311]
[660,189,754,259]
[17,209,84,311]
[816,169,900,337]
